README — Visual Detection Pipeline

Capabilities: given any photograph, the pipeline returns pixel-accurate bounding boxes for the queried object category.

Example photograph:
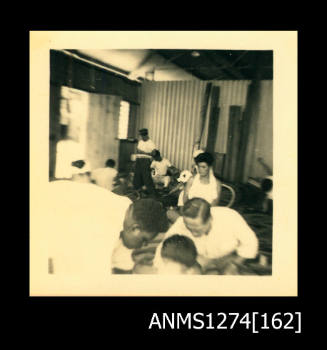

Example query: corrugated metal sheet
[138,81,207,170]
[208,80,251,153]
[138,80,251,170]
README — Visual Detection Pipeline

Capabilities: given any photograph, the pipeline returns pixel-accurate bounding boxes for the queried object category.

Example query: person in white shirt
[91,158,118,191]
[35,176,169,279]
[153,197,259,274]
[37,179,132,278]
[31,163,172,297]
[183,152,222,206]
[133,128,157,197]
[150,150,172,188]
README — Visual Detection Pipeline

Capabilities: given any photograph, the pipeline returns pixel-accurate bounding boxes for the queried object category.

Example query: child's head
[105,159,116,168]
[159,234,201,274]
[151,149,161,161]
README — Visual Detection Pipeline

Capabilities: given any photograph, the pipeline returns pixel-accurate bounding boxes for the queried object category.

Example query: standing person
[150,150,172,188]
[183,152,222,206]
[133,128,157,197]
[91,158,118,191]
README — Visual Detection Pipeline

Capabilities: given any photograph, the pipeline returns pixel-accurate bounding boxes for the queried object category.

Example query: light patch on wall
[118,100,130,139]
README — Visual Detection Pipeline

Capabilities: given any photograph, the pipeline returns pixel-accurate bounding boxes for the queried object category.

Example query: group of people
[133,129,222,208]
[133,128,173,197]
[39,127,260,279]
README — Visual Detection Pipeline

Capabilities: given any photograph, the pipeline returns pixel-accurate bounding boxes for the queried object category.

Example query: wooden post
[236,53,266,183]
[206,86,220,154]
[49,84,61,179]
[198,82,212,146]
[224,105,242,182]
[236,81,261,182]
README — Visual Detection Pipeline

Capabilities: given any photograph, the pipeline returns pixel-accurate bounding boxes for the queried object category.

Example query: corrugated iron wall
[248,80,273,179]
[137,81,207,170]
[205,80,252,153]
[138,80,251,170]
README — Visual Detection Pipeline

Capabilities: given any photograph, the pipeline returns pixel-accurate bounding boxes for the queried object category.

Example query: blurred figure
[37,179,132,277]
[91,158,118,191]
[36,182,170,279]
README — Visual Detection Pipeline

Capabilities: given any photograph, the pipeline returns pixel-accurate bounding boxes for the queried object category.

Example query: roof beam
[188,51,227,80]
[154,50,206,79]
[209,51,245,79]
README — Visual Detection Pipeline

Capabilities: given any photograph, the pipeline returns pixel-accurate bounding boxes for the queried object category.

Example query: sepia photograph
[30,31,297,296]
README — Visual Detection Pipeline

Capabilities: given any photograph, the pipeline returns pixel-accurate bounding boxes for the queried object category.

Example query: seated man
[90,158,118,191]
[150,150,172,188]
[153,197,259,274]
[133,234,202,275]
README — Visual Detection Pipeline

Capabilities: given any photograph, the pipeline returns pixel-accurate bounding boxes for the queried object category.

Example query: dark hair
[132,198,169,234]
[194,152,214,166]
[261,178,273,192]
[105,159,116,168]
[161,234,197,268]
[152,149,160,157]
[182,198,211,223]
[71,160,85,169]
[139,128,148,136]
